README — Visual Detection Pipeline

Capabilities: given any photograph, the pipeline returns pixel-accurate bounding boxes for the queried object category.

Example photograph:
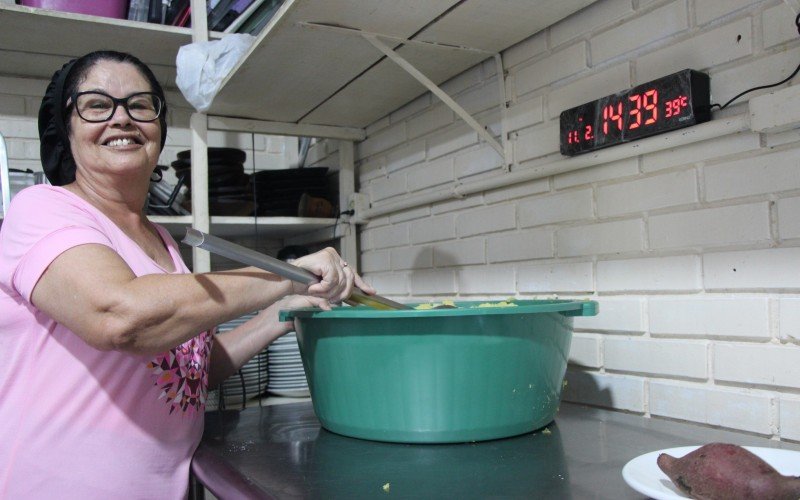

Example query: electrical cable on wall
[710,12,800,110]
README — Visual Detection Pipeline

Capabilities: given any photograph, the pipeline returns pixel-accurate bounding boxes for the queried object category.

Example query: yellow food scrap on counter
[414,303,435,310]
[382,482,391,493]
[542,428,552,435]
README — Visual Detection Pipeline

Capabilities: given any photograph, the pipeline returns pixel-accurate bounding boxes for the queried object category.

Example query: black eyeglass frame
[70,90,164,123]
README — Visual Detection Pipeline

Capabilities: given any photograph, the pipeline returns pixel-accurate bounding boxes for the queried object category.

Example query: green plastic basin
[279,299,598,443]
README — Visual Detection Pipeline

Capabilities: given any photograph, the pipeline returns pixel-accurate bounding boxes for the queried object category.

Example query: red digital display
[560,69,710,156]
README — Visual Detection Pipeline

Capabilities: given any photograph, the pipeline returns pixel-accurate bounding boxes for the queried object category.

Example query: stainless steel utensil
[182,228,411,311]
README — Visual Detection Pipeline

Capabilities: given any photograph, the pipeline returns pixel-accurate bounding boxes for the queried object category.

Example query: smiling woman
[0,50,375,499]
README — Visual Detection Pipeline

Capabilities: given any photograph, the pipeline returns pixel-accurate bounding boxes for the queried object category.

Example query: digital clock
[559,69,710,156]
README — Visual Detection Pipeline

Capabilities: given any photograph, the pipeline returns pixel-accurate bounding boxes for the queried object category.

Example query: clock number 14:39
[603,89,659,133]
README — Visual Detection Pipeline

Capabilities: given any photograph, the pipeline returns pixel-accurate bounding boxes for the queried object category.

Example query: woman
[0,51,374,498]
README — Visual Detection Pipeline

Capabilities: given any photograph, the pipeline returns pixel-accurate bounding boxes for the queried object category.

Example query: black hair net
[38,59,77,186]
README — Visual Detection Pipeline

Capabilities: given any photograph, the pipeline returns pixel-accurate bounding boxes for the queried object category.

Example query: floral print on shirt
[148,332,212,414]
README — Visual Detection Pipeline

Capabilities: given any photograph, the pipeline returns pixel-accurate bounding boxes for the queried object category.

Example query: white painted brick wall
[779,298,800,341]
[557,219,643,257]
[408,105,453,140]
[597,255,701,292]
[432,238,485,267]
[649,297,770,338]
[562,370,645,412]
[649,381,773,435]
[715,343,800,390]
[513,43,587,97]
[427,125,478,160]
[504,96,544,134]
[391,246,432,271]
[513,120,560,162]
[712,48,800,110]
[590,1,688,64]
[568,334,602,368]
[409,269,457,295]
[605,338,708,379]
[704,147,800,201]
[409,214,456,244]
[550,0,633,48]
[457,266,516,295]
[370,224,410,249]
[596,169,697,217]
[486,229,553,263]
[386,140,426,173]
[407,157,454,192]
[648,202,771,250]
[554,157,639,190]
[361,250,391,273]
[518,261,593,293]
[695,0,757,26]
[777,196,800,240]
[573,297,645,332]
[704,248,800,290]
[780,397,800,441]
[763,3,798,48]
[519,189,593,227]
[483,178,549,204]
[456,204,516,237]
[455,145,503,178]
[641,132,760,173]
[635,18,753,83]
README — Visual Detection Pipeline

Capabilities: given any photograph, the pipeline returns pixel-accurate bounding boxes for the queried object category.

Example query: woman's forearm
[30,242,300,355]
[207,301,292,388]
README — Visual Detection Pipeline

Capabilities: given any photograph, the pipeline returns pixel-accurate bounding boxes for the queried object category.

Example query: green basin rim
[280,299,598,321]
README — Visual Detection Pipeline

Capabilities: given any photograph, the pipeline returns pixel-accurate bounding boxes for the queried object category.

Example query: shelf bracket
[296,22,510,168]
[361,33,508,165]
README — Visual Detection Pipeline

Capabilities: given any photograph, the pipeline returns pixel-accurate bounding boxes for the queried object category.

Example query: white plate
[268,388,310,398]
[622,445,800,500]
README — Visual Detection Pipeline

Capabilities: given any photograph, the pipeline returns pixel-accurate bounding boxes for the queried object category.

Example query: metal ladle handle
[182,228,409,310]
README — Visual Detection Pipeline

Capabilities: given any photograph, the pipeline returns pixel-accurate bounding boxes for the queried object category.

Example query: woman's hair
[38,50,169,186]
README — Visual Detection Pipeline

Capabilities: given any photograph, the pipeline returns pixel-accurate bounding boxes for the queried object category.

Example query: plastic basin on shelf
[21,0,128,19]
[279,299,598,443]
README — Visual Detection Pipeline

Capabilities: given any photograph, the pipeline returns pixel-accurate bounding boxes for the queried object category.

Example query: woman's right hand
[290,247,375,306]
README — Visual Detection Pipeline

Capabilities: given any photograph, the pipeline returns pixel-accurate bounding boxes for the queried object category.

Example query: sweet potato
[657,443,800,500]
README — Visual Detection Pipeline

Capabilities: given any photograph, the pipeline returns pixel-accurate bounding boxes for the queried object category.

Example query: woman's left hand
[290,247,375,308]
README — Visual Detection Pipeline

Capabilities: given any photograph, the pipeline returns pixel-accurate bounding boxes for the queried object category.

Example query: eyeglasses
[71,91,163,123]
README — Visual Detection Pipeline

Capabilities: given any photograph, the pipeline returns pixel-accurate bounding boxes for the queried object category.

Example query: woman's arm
[30,243,370,356]
[206,294,325,388]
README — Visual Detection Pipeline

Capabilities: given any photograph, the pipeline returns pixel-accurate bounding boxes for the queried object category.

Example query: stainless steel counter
[192,402,800,499]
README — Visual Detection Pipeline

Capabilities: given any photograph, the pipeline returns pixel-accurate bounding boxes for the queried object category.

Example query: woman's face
[68,60,162,184]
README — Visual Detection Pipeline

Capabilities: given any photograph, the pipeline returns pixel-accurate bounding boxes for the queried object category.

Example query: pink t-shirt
[0,185,212,499]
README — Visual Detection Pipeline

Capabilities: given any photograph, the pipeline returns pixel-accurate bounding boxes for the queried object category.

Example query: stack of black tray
[171,148,253,216]
[250,167,330,217]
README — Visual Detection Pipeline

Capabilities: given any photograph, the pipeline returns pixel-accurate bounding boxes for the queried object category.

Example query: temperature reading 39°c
[560,69,710,156]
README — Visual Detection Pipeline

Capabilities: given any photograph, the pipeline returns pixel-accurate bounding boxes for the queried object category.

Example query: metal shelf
[209,0,597,129]
[149,215,339,239]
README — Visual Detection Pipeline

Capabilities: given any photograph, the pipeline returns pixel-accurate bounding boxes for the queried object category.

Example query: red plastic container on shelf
[20,0,128,19]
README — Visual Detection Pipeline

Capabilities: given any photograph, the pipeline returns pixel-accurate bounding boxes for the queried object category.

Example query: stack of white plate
[207,312,269,409]
[267,331,309,397]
